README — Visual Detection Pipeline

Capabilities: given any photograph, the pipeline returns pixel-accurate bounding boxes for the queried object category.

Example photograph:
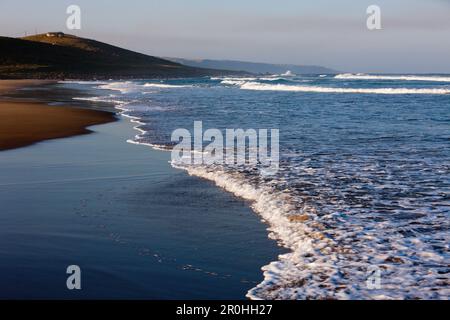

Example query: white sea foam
[73,96,124,105]
[59,80,109,85]
[218,76,295,85]
[169,162,449,300]
[211,77,258,81]
[168,164,341,300]
[143,83,192,88]
[220,80,247,86]
[239,82,450,95]
[281,70,296,77]
[335,73,450,82]
[98,81,143,93]
[96,81,191,93]
[221,77,288,85]
[259,77,284,81]
[125,139,171,151]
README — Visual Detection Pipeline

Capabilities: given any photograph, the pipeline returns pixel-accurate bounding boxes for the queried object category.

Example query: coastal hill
[166,58,338,75]
[0,32,242,79]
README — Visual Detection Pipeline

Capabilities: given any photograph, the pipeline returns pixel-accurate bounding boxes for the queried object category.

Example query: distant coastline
[0,33,247,80]
[166,57,339,75]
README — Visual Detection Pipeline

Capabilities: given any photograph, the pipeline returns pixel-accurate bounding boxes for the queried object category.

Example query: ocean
[63,73,449,299]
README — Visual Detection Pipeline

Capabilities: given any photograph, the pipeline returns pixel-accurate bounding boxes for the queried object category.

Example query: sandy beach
[0,80,116,151]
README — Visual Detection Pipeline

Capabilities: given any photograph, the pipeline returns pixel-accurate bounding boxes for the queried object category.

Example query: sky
[1,0,450,73]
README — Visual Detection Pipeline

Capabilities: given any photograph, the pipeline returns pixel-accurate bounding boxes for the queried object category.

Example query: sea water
[64,73,449,299]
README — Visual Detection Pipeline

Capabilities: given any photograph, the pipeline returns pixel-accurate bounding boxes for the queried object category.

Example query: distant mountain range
[166,58,338,75]
[0,33,242,80]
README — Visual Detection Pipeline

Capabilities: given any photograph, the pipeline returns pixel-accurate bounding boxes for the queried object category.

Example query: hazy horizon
[1,0,450,73]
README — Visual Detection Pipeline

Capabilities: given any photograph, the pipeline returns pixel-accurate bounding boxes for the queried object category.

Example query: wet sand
[0,80,116,151]
[0,118,282,299]
[0,80,55,94]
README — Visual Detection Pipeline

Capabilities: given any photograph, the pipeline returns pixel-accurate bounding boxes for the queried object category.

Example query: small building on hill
[46,32,65,38]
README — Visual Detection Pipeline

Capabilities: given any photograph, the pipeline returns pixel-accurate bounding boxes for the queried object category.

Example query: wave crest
[240,82,450,95]
[335,73,450,82]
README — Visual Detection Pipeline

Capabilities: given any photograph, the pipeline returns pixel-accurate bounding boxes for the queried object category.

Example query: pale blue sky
[1,0,449,73]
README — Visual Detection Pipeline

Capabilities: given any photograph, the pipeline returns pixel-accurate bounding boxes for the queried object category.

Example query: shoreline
[0,110,281,299]
[0,80,282,298]
[0,80,117,151]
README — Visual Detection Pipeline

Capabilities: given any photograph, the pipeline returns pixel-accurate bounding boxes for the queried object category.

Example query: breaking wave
[239,82,450,95]
[143,83,192,88]
[335,73,450,82]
